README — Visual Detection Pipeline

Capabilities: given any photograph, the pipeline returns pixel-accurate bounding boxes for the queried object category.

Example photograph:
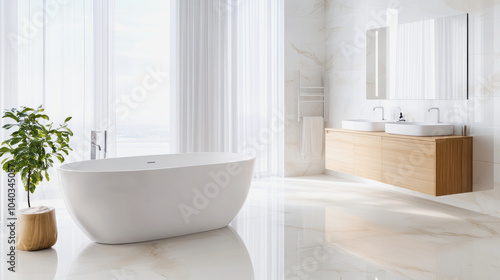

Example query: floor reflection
[324,205,500,280]
[16,248,58,280]
[66,226,253,280]
[6,175,500,280]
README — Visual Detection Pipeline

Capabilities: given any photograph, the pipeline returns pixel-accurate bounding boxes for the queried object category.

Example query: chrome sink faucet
[373,106,385,120]
[428,107,441,123]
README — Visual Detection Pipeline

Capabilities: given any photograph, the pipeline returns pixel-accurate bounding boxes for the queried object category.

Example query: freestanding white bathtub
[58,153,255,244]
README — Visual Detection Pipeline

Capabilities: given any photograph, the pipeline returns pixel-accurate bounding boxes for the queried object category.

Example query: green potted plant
[0,105,73,251]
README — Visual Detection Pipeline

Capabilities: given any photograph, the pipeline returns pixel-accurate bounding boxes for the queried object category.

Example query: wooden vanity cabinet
[325,129,472,196]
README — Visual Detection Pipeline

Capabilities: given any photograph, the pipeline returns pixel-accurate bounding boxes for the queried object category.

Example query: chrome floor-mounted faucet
[91,130,107,160]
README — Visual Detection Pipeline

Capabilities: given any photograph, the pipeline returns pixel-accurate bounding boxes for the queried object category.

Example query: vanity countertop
[325,128,472,142]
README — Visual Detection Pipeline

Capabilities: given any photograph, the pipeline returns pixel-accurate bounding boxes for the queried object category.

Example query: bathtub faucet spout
[91,130,107,160]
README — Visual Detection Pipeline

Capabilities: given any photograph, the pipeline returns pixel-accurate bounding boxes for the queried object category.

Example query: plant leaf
[2,123,17,129]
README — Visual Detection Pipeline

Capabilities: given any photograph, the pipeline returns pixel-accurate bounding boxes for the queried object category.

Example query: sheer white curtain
[174,0,284,178]
[0,0,101,209]
[0,0,17,110]
[1,0,19,223]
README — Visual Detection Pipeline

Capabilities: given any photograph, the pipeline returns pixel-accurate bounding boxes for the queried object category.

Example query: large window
[114,0,172,157]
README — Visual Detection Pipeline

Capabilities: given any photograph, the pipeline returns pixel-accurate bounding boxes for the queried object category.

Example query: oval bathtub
[58,153,255,244]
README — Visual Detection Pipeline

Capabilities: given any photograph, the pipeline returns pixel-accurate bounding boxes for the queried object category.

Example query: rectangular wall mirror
[366,14,468,100]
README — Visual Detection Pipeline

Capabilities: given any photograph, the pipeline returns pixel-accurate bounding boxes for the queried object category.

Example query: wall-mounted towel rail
[297,70,327,122]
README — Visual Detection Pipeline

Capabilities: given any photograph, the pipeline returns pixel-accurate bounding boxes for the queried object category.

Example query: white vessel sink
[342,119,387,132]
[385,122,454,136]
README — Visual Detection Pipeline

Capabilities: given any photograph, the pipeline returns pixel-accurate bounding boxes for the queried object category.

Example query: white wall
[326,0,500,216]
[284,0,327,177]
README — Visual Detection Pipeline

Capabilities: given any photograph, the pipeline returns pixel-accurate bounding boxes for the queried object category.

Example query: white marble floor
[3,175,500,279]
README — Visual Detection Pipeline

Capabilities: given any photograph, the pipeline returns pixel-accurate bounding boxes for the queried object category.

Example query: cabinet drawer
[326,131,353,174]
[353,134,382,181]
[382,138,436,195]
